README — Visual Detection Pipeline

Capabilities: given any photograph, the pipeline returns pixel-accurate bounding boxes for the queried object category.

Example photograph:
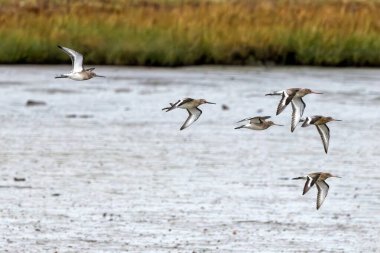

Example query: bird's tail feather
[292,177,306,180]
[265,91,282,96]
[162,103,176,112]
[55,75,68,79]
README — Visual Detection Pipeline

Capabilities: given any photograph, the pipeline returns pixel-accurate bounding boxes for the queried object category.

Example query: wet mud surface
[0,66,379,252]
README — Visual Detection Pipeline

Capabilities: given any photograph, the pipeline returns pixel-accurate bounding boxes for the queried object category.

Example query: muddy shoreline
[0,66,379,252]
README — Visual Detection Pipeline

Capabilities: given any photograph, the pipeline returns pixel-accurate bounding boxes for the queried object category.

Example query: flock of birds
[55,45,342,210]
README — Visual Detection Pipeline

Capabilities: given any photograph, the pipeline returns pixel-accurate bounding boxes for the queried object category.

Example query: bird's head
[302,88,323,95]
[325,116,342,123]
[325,173,341,179]
[199,99,216,105]
[87,69,105,78]
[268,121,283,126]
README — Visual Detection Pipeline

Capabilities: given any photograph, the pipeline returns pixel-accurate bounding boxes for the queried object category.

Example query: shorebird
[162,98,215,130]
[300,115,341,154]
[234,116,283,130]
[265,88,322,132]
[293,172,340,210]
[55,45,105,81]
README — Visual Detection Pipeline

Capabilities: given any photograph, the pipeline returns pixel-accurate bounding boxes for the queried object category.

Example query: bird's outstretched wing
[236,116,270,124]
[316,180,329,210]
[316,124,330,154]
[58,45,84,72]
[291,97,306,132]
[302,175,317,195]
[180,107,202,130]
[276,91,290,115]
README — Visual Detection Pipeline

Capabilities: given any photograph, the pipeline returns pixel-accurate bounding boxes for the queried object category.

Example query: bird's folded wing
[316,124,330,154]
[180,108,202,130]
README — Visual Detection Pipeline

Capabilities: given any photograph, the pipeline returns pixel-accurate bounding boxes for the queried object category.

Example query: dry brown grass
[1,0,380,66]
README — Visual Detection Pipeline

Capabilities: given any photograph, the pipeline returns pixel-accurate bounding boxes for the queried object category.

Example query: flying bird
[293,172,340,210]
[234,116,283,130]
[300,115,341,154]
[265,88,322,132]
[55,45,105,81]
[162,98,215,130]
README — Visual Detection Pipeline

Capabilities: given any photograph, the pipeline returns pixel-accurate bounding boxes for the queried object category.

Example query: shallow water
[0,65,379,252]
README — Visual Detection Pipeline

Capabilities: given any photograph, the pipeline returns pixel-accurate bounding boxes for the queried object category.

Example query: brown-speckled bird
[293,172,340,210]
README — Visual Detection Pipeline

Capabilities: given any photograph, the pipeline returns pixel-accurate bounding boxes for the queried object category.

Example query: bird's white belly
[69,72,91,81]
[247,124,265,130]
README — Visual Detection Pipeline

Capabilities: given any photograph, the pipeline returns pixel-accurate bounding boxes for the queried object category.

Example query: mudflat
[0,66,379,252]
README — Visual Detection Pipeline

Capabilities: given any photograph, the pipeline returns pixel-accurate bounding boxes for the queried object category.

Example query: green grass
[1,0,380,66]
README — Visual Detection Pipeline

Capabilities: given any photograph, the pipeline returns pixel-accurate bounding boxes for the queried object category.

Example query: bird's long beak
[311,90,323,94]
[333,175,341,178]
[206,101,216,104]
[273,123,284,126]
[333,119,342,121]
[95,74,106,78]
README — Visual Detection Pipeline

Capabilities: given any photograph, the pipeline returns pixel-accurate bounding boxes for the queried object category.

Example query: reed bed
[1,0,380,66]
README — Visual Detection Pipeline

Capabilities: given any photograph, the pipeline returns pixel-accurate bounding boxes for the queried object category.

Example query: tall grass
[1,0,380,66]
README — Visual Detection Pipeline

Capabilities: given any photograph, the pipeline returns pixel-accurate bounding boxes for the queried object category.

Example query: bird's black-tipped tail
[55,75,68,79]
[265,92,281,96]
[162,103,176,112]
[234,125,245,129]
